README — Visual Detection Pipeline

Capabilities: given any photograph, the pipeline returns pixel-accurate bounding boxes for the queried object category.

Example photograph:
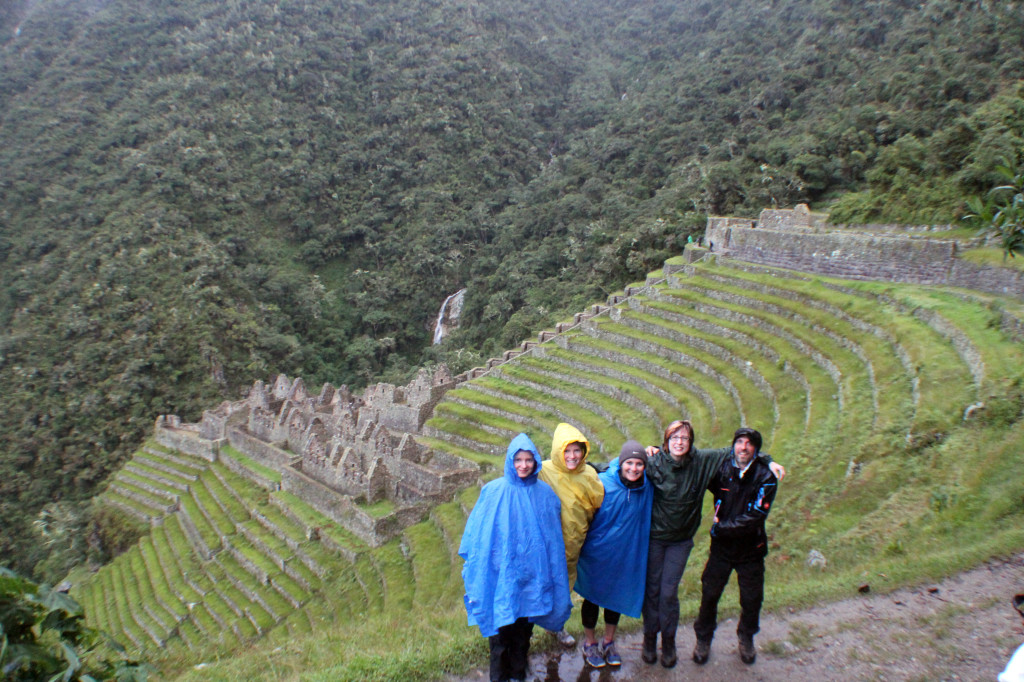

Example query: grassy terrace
[552,334,709,419]
[694,262,976,433]
[645,283,885,458]
[621,297,813,451]
[664,274,915,461]
[74,254,1024,682]
[527,347,679,435]
[587,314,772,436]
[636,292,840,444]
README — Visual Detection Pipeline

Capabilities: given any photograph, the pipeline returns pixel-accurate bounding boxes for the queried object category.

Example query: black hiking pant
[643,537,694,648]
[693,550,765,642]
[489,617,533,682]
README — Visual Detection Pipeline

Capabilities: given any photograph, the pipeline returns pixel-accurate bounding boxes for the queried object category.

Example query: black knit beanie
[732,427,762,453]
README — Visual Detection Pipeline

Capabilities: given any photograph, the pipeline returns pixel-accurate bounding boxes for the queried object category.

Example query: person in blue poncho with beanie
[459,433,572,682]
[574,440,653,669]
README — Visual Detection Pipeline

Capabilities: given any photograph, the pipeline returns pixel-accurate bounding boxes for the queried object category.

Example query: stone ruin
[154,365,479,546]
[150,206,1024,546]
[703,205,1024,299]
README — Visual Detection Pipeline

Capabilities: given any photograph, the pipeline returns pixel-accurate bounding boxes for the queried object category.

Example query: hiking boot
[600,639,621,667]
[555,628,575,648]
[641,634,658,664]
[582,642,606,668]
[660,641,677,668]
[738,634,756,664]
[692,638,711,665]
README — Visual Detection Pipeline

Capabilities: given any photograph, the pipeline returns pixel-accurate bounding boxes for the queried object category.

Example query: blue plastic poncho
[574,458,653,618]
[459,433,573,637]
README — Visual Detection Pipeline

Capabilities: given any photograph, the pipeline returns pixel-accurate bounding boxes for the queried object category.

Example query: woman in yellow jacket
[538,423,605,646]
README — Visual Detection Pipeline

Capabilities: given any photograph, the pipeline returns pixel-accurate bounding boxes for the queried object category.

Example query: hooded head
[549,423,591,474]
[505,433,541,485]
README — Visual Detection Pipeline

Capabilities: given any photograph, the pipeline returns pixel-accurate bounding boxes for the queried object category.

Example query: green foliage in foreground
[0,568,151,681]
[966,161,1024,258]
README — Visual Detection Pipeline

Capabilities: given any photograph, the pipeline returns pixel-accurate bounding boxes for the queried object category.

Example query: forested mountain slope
[1,0,1023,575]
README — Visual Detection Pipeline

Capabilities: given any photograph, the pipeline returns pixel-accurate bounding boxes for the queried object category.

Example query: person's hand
[769,462,786,481]
[645,446,658,457]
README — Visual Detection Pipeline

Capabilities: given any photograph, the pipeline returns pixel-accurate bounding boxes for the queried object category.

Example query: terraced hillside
[71,253,1024,680]
[426,254,1020,467]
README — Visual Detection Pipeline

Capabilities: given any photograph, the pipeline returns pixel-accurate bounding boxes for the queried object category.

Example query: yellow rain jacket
[538,423,605,588]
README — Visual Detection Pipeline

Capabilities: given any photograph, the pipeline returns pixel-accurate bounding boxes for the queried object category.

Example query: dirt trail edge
[448,553,1024,682]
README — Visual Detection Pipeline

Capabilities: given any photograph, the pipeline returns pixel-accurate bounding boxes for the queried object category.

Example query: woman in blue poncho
[574,440,653,669]
[459,433,572,682]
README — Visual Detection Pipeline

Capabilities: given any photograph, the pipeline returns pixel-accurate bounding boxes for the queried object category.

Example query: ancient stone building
[155,366,477,546]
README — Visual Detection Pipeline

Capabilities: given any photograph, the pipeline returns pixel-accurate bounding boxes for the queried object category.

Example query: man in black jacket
[692,428,778,666]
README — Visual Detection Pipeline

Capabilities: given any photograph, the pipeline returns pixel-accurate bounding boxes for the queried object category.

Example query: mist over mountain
[1,0,1023,576]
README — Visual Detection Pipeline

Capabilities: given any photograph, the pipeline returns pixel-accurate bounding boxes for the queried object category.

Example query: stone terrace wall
[706,207,1024,298]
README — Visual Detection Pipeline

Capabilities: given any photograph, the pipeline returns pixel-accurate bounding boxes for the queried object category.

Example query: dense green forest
[1,0,1023,576]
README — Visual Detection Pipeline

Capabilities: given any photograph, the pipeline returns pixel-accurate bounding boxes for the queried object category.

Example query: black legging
[581,599,621,629]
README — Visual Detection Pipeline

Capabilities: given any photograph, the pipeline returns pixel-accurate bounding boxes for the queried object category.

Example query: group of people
[459,420,784,681]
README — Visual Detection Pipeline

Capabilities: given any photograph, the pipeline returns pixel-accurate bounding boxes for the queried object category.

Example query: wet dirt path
[448,554,1024,681]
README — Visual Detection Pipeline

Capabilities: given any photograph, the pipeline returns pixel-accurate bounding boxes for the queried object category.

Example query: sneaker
[641,634,658,664]
[660,641,677,669]
[555,628,576,648]
[583,642,606,668]
[600,640,621,667]
[738,634,756,664]
[692,638,711,665]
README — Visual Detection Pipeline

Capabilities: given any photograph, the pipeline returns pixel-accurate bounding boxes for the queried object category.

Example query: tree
[966,161,1024,259]
[0,568,151,681]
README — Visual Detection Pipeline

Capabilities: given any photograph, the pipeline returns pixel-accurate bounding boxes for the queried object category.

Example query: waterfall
[432,288,467,345]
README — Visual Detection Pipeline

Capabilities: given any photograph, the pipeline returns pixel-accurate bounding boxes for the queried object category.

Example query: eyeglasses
[668,434,691,442]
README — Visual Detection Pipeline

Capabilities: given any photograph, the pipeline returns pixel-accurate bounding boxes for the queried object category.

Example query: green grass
[647,281,896,464]
[444,386,561,431]
[638,291,842,449]
[536,344,683,429]
[200,470,251,523]
[359,498,396,518]
[75,251,1024,682]
[696,262,974,436]
[178,492,224,552]
[489,367,628,455]
[517,354,665,445]
[127,458,194,490]
[959,246,1024,271]
[433,401,542,437]
[403,521,453,606]
[554,334,714,423]
[372,542,417,611]
[412,435,499,468]
[423,414,509,450]
[562,332,734,441]
[221,445,283,484]
[593,313,775,436]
